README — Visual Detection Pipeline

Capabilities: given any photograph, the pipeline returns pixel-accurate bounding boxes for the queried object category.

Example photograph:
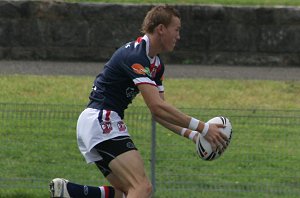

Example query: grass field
[65,0,300,6]
[0,75,299,197]
[0,75,299,109]
[1,1,299,197]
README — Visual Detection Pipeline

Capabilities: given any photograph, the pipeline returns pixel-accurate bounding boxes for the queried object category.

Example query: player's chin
[167,46,176,52]
[163,44,176,52]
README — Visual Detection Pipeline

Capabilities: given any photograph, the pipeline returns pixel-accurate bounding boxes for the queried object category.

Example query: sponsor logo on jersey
[125,42,131,48]
[131,63,151,76]
[126,142,135,149]
[84,185,88,195]
[126,87,138,99]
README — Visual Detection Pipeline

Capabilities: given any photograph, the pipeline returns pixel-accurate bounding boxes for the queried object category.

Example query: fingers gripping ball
[196,116,233,161]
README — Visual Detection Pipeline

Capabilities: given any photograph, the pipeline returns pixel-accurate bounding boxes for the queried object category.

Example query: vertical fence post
[150,116,156,194]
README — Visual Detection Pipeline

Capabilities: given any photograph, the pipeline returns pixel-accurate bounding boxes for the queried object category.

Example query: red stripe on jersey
[150,57,161,78]
[150,57,156,70]
[150,57,156,77]
[105,110,111,121]
[136,37,143,43]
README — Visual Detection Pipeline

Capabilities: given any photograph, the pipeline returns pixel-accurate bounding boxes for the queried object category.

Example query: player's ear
[156,24,166,35]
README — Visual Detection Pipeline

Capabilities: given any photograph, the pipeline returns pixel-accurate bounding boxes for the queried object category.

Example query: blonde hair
[141,5,180,34]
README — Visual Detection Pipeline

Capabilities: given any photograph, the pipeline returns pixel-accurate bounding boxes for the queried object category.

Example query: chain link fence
[0,103,299,197]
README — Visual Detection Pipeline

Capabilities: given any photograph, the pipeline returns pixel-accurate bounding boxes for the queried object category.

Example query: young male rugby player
[50,5,228,198]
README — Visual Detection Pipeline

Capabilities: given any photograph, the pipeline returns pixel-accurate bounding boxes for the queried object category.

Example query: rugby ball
[196,116,232,161]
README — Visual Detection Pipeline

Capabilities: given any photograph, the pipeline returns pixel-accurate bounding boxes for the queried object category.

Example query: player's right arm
[153,92,199,143]
[138,83,228,150]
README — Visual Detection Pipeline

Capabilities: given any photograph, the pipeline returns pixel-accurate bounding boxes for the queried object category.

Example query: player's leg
[108,150,152,198]
[49,140,126,198]
[50,142,150,198]
[50,178,118,198]
[105,173,128,197]
[93,137,152,198]
[50,107,151,198]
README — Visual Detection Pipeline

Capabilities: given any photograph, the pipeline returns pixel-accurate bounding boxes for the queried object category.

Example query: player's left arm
[153,92,199,143]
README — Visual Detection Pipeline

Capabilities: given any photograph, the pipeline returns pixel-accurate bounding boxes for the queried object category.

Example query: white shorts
[76,108,130,163]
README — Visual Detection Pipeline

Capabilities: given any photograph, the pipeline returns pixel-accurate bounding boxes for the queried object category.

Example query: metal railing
[0,103,299,197]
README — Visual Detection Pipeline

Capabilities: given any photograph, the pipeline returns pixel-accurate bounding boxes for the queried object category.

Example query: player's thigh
[109,150,150,190]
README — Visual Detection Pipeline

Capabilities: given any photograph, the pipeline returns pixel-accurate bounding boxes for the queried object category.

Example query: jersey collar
[142,35,158,64]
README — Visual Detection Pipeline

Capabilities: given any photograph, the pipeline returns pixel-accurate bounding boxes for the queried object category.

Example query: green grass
[0,75,299,197]
[0,75,299,109]
[64,0,300,6]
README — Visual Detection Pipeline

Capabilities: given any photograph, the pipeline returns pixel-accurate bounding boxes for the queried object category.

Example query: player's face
[161,16,181,52]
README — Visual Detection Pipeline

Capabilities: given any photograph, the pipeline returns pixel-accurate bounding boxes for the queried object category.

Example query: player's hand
[203,123,228,153]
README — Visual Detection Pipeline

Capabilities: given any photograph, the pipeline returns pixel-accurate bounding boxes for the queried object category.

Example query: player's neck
[146,33,162,58]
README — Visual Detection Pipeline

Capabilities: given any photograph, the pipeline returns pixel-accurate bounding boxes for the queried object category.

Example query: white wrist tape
[180,128,198,140]
[188,131,198,140]
[188,117,200,131]
[201,122,209,137]
[180,128,187,136]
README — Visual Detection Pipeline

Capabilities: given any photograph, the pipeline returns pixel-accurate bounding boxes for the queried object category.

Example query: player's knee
[145,180,153,195]
[138,179,152,197]
[127,178,152,198]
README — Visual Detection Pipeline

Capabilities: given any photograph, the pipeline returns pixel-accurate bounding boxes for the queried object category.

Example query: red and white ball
[196,116,232,161]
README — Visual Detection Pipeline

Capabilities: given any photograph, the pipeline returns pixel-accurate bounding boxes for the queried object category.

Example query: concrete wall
[1,0,300,66]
